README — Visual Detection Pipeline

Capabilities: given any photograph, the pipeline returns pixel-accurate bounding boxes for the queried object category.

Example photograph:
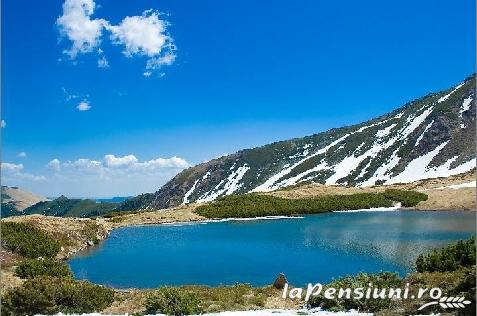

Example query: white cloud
[57,1,176,74]
[104,154,138,168]
[9,154,189,197]
[77,101,91,111]
[51,154,189,176]
[57,0,108,59]
[17,152,27,158]
[63,158,103,174]
[47,159,61,172]
[2,162,45,182]
[143,71,152,77]
[146,52,176,70]
[1,120,6,128]
[135,156,189,170]
[97,55,109,68]
[108,11,173,57]
[2,162,24,173]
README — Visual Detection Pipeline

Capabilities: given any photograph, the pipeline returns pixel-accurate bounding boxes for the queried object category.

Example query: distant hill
[1,186,49,217]
[21,196,119,218]
[119,74,476,210]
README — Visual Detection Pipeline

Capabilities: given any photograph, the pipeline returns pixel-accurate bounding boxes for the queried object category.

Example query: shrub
[416,236,476,272]
[308,272,402,312]
[1,277,115,316]
[1,222,61,258]
[383,189,427,207]
[195,193,393,219]
[145,287,203,316]
[15,258,73,279]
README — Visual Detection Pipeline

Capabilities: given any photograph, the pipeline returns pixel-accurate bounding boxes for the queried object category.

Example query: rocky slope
[124,75,476,210]
[1,186,49,216]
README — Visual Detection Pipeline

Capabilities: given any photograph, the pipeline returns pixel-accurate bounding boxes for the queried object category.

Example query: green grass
[195,190,427,219]
[1,222,61,258]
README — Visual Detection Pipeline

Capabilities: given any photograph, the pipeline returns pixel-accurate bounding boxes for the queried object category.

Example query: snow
[386,142,476,184]
[386,142,447,184]
[415,120,434,146]
[183,179,200,204]
[360,150,400,186]
[376,124,396,138]
[459,96,473,128]
[324,109,431,186]
[438,82,465,103]
[197,164,250,202]
[203,215,304,223]
[400,107,433,139]
[251,134,351,192]
[334,204,401,213]
[435,181,476,190]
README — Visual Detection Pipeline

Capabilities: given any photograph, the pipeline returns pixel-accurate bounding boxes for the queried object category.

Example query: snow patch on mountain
[415,120,434,146]
[438,82,464,103]
[183,179,199,204]
[197,164,250,202]
[251,134,351,192]
[460,96,473,128]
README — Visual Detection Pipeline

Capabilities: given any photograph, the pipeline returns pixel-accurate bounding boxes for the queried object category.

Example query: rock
[273,273,287,289]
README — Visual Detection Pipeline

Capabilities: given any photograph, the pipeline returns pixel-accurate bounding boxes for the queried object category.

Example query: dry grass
[104,204,205,229]
[265,171,476,211]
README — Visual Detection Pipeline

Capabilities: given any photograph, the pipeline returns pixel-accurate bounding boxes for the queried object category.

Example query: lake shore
[1,173,475,315]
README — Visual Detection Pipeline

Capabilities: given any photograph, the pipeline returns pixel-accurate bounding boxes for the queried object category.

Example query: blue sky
[1,0,475,197]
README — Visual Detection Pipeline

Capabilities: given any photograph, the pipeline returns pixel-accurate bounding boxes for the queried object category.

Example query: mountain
[1,186,49,216]
[122,75,476,210]
[21,196,119,218]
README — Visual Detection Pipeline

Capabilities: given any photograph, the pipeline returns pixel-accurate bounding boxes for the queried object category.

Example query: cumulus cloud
[77,101,91,111]
[2,162,45,182]
[104,154,138,168]
[17,152,27,158]
[47,159,61,172]
[108,11,174,57]
[11,154,189,197]
[1,120,6,128]
[47,154,189,177]
[57,1,176,74]
[56,0,108,59]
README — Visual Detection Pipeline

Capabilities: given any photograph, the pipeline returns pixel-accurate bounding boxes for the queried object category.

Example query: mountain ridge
[120,75,476,210]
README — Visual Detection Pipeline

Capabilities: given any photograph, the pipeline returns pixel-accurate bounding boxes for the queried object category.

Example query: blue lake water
[69,211,476,288]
